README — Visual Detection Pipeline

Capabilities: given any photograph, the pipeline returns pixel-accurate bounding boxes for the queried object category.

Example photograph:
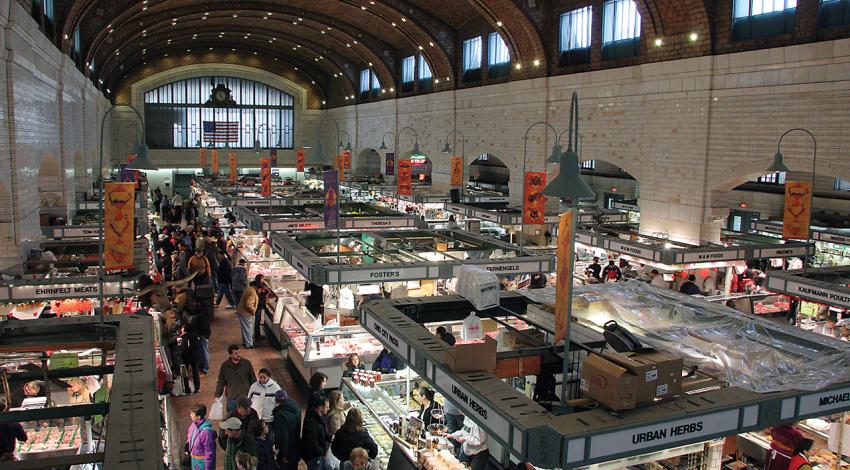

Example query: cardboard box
[602,349,683,403]
[580,353,637,410]
[443,336,497,372]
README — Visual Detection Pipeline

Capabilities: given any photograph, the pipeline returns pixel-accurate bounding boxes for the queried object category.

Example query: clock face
[215,90,229,102]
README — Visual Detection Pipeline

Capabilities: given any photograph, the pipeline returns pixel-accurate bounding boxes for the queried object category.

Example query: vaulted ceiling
[47,0,715,108]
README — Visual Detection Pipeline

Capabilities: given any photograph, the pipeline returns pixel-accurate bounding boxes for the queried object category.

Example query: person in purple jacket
[186,403,217,470]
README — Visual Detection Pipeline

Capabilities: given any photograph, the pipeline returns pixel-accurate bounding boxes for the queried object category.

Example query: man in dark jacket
[215,345,257,413]
[215,251,237,308]
[299,393,331,470]
[272,390,301,470]
[226,397,260,435]
[680,274,703,295]
[231,259,249,311]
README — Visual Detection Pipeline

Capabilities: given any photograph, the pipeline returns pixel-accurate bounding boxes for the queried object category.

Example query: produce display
[17,425,80,456]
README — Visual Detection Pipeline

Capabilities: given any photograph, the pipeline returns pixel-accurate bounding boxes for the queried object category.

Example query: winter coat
[188,255,211,278]
[330,427,379,463]
[237,286,260,317]
[218,257,233,284]
[215,357,257,400]
[247,378,282,422]
[256,435,277,470]
[219,433,258,470]
[187,418,217,470]
[326,409,346,436]
[299,408,330,460]
[371,351,397,373]
[232,266,249,292]
[227,408,260,436]
[271,399,301,465]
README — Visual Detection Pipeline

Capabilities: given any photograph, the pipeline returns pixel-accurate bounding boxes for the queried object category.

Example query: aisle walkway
[170,304,306,462]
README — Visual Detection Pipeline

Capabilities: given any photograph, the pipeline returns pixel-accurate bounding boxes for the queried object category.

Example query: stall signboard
[104,183,135,271]
[229,152,238,184]
[612,201,640,212]
[680,249,741,263]
[452,261,545,278]
[52,226,101,239]
[433,367,511,439]
[782,181,812,240]
[575,232,593,245]
[607,240,658,261]
[324,170,340,229]
[817,232,850,245]
[555,210,574,343]
[270,148,278,167]
[199,147,207,167]
[385,152,395,176]
[798,385,850,416]
[779,280,850,309]
[211,149,219,174]
[586,409,740,460]
[296,149,305,172]
[342,150,351,170]
[523,172,547,225]
[4,281,126,301]
[363,315,411,363]
[337,266,428,283]
[754,222,783,235]
[450,157,463,186]
[269,220,326,231]
[398,159,413,196]
[348,218,416,229]
[756,246,810,259]
[260,158,272,197]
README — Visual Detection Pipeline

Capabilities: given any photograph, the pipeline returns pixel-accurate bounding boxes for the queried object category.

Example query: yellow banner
[199,147,207,167]
[555,210,574,343]
[783,181,812,240]
[104,182,136,272]
[450,157,463,186]
[229,152,237,184]
[211,149,219,174]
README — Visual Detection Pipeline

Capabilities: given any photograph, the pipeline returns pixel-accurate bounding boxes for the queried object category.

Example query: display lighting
[611,187,617,192]
[515,63,522,70]
[654,38,663,47]
[689,32,699,42]
[496,21,503,27]
[739,202,748,208]
[533,59,540,67]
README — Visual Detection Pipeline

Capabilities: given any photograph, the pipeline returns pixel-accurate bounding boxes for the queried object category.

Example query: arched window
[143,76,295,149]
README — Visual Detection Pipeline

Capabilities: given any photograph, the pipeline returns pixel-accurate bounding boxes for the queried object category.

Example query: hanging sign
[342,150,351,170]
[211,149,219,174]
[523,171,547,225]
[104,182,136,271]
[799,385,850,416]
[398,159,413,196]
[296,149,305,172]
[782,181,812,240]
[324,170,340,229]
[385,152,395,176]
[433,367,511,439]
[363,315,411,362]
[260,158,272,197]
[555,210,574,343]
[199,147,207,167]
[6,281,126,301]
[229,152,238,184]
[450,157,463,186]
[270,148,278,167]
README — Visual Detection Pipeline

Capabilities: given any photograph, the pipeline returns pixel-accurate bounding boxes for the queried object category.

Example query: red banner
[783,181,812,240]
[398,159,413,196]
[523,171,547,225]
[296,149,305,172]
[104,182,136,272]
[555,210,574,344]
[211,149,219,174]
[342,150,351,170]
[260,158,272,197]
[450,157,463,186]
[199,147,207,167]
[229,153,237,184]
[127,154,137,164]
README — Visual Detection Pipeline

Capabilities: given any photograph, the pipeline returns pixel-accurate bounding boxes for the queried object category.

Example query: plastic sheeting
[522,281,850,393]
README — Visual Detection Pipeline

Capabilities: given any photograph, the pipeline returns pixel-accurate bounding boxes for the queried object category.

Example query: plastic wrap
[529,281,850,393]
[456,265,500,311]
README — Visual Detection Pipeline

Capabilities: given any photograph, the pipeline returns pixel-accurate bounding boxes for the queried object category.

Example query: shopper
[271,390,301,470]
[435,326,456,346]
[650,269,669,289]
[219,417,258,470]
[186,404,217,470]
[330,408,379,463]
[179,321,203,393]
[587,256,602,281]
[340,448,375,470]
[248,368,282,423]
[679,274,703,295]
[371,349,397,374]
[443,398,464,434]
[227,397,261,435]
[216,251,237,307]
[232,259,249,309]
[172,191,183,222]
[326,390,348,436]
[0,399,27,461]
[236,452,259,470]
[187,295,212,376]
[215,345,257,413]
[413,387,442,428]
[249,420,277,470]
[342,353,366,378]
[254,274,273,341]
[529,273,547,289]
[308,372,328,397]
[237,280,260,348]
[449,418,489,470]
[299,393,331,470]
[602,260,622,282]
[188,250,212,285]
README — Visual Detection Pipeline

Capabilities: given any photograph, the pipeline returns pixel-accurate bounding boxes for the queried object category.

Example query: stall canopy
[766,266,850,310]
[0,273,140,303]
[270,229,555,285]
[232,202,421,232]
[380,188,509,205]
[193,177,324,207]
[445,202,629,227]
[754,220,850,246]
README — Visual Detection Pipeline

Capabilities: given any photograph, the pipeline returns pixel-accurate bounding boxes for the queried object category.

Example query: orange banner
[342,150,351,170]
[555,210,574,343]
[229,152,237,184]
[260,158,272,197]
[199,147,207,167]
[104,182,135,272]
[450,157,463,186]
[523,172,547,225]
[398,159,413,196]
[335,154,346,181]
[211,149,219,174]
[296,149,305,172]
[783,181,812,240]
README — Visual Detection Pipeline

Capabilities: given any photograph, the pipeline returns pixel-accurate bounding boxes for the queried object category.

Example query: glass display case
[279,303,383,386]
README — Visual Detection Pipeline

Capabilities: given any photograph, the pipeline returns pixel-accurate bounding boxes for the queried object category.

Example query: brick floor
[170,304,306,463]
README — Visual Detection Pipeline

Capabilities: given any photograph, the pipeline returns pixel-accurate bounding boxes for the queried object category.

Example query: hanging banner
[104,182,136,272]
[260,158,272,197]
[523,171,547,225]
[398,159,413,196]
[342,150,351,170]
[450,156,463,186]
[127,154,137,164]
[229,152,238,184]
[385,152,395,176]
[323,170,340,229]
[555,209,574,343]
[336,154,346,181]
[211,149,219,174]
[270,148,278,167]
[782,181,812,240]
[296,149,305,172]
[199,147,207,167]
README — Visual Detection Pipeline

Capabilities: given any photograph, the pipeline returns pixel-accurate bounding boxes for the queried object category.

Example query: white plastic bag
[208,395,225,421]
[461,312,483,341]
[171,377,185,396]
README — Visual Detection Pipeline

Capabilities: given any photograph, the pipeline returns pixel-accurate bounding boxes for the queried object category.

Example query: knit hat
[274,390,288,401]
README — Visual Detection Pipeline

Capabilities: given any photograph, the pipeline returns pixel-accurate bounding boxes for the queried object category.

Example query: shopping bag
[171,378,185,397]
[208,396,225,421]
[461,312,483,341]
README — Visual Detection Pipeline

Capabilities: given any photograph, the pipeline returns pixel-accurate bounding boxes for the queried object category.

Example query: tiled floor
[170,305,306,462]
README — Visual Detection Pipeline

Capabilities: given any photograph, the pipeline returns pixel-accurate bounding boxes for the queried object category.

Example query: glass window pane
[603,0,641,43]
[402,56,415,83]
[463,37,482,71]
[360,69,371,93]
[488,33,510,65]
[418,56,432,79]
[560,7,593,51]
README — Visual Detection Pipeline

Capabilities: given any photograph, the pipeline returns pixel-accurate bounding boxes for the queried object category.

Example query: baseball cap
[274,390,288,401]
[220,417,242,430]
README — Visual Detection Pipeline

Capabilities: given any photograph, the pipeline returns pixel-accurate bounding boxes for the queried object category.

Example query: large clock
[207,84,236,106]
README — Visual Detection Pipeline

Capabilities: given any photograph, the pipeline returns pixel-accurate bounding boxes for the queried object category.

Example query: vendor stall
[232,202,421,232]
[765,266,850,338]
[192,177,324,208]
[24,237,150,274]
[754,220,850,267]
[0,273,141,318]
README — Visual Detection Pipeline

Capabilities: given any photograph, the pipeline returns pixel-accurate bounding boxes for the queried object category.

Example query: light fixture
[654,38,663,47]
[441,142,451,154]
[689,32,699,42]
[766,150,791,173]
[543,92,596,201]
[253,140,262,153]
[496,20,503,27]
[515,63,522,70]
[126,141,158,171]
[533,59,540,67]
[739,202,748,208]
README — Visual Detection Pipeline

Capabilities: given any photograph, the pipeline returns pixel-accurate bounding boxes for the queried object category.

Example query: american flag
[203,121,239,142]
